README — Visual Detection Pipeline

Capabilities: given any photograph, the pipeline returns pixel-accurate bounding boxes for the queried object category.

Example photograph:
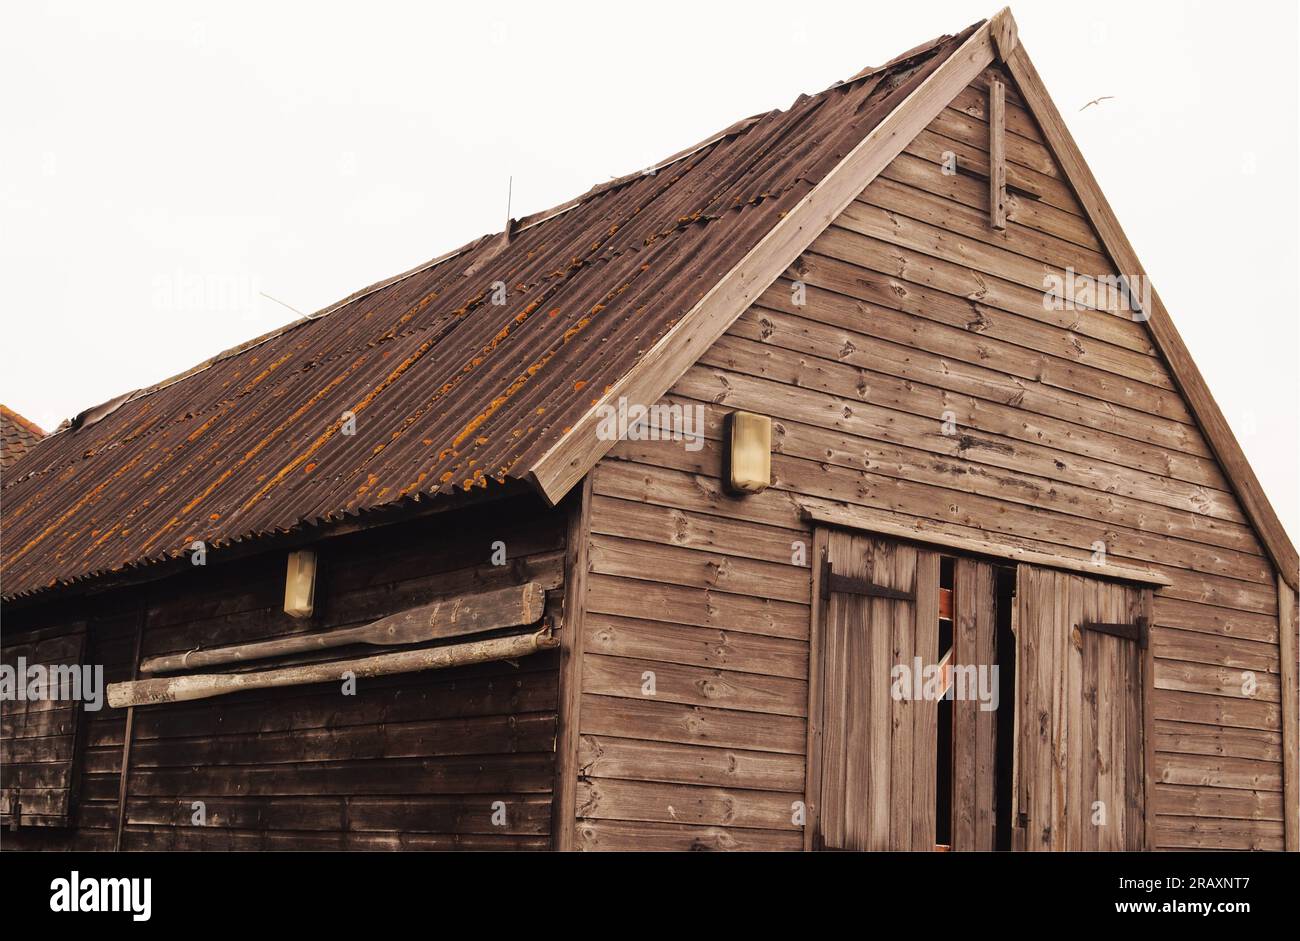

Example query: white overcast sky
[2,0,1297,542]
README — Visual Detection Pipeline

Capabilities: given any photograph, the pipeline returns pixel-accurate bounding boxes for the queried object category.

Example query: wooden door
[809,531,940,850]
[1013,564,1153,851]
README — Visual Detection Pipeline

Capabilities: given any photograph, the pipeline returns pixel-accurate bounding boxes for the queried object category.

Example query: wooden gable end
[576,57,1292,852]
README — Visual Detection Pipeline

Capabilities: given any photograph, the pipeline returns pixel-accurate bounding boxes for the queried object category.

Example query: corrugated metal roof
[1,26,975,600]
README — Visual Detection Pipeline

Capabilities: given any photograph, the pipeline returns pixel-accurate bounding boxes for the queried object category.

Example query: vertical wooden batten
[951,558,997,850]
[114,602,147,852]
[1280,571,1299,851]
[1136,587,1157,852]
[551,475,593,850]
[988,79,1007,230]
[803,527,831,850]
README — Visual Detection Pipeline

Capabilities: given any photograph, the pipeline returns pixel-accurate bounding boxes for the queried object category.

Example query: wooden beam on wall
[107,630,557,708]
[1280,572,1299,851]
[139,582,546,674]
[552,475,592,851]
[801,501,1171,586]
[988,79,1007,230]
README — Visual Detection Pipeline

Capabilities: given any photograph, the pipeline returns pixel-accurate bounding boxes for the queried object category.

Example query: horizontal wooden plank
[804,500,1166,586]
[588,534,811,605]
[580,694,805,755]
[0,787,71,816]
[692,336,1237,523]
[120,753,556,797]
[1152,690,1281,733]
[583,653,807,718]
[574,818,802,851]
[906,127,1079,214]
[593,457,807,533]
[1154,815,1284,851]
[585,612,808,678]
[0,763,71,790]
[811,225,1156,357]
[590,494,806,567]
[578,735,805,792]
[113,826,549,852]
[881,151,1102,253]
[120,795,553,835]
[1153,783,1283,821]
[741,295,1199,450]
[1154,753,1282,792]
[0,733,75,764]
[949,83,1041,143]
[102,661,557,744]
[1154,658,1280,703]
[0,705,77,740]
[1154,720,1282,762]
[1152,627,1279,673]
[585,570,809,641]
[89,714,556,771]
[928,104,1059,179]
[576,778,800,830]
[1153,598,1279,645]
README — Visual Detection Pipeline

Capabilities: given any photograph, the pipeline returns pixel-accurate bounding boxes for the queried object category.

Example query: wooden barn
[2,9,1296,853]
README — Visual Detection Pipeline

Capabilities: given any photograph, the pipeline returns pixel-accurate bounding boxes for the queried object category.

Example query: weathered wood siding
[1,622,88,827]
[577,67,1285,851]
[2,496,565,850]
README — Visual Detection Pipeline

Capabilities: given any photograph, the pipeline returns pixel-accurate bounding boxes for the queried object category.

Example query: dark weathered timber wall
[2,495,565,850]
[575,67,1285,851]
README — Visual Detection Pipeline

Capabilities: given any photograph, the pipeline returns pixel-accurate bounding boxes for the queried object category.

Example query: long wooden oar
[109,629,557,708]
[139,581,544,674]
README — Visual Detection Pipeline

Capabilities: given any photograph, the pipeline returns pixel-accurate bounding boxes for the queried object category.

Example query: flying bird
[1079,96,1115,111]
